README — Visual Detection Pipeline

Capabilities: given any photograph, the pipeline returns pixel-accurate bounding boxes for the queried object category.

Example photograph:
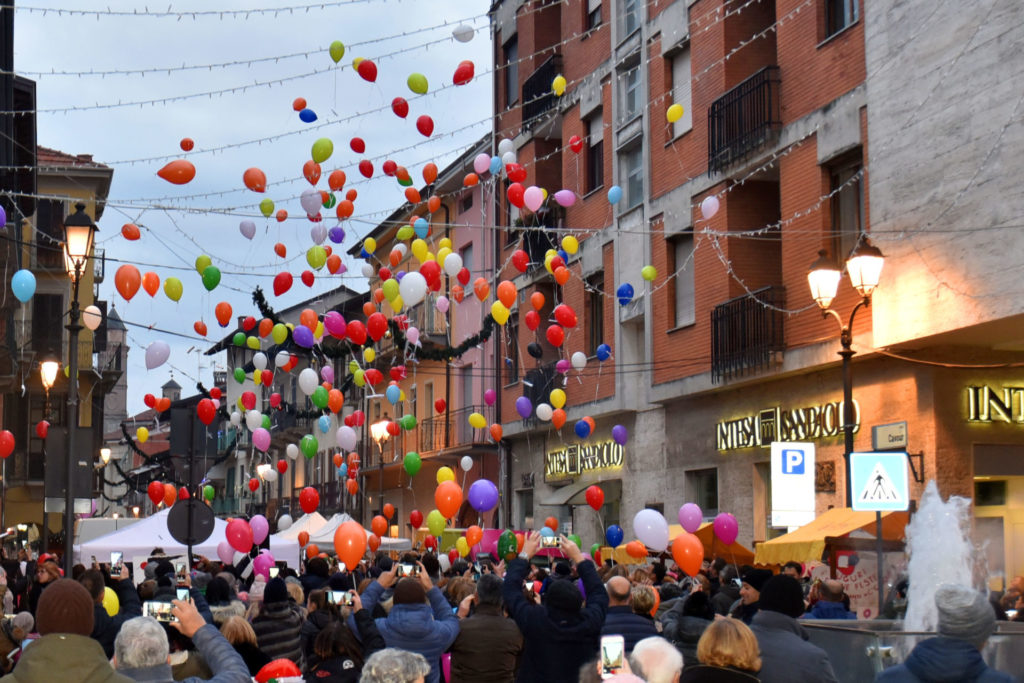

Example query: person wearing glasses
[27,559,60,617]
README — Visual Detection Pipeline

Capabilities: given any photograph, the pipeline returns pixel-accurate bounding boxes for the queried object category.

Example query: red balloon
[256,659,302,683]
[524,310,541,331]
[366,312,388,342]
[410,509,424,529]
[269,392,281,408]
[35,420,49,440]
[273,272,293,297]
[346,320,367,345]
[382,159,398,176]
[544,516,559,531]
[546,324,565,347]
[261,369,273,386]
[506,163,527,184]
[391,97,408,118]
[386,421,401,436]
[351,410,366,426]
[357,59,377,82]
[419,260,441,287]
[299,486,320,514]
[434,399,446,414]
[359,160,373,178]
[585,485,605,511]
[277,459,288,474]
[196,398,216,425]
[416,115,434,137]
[144,393,156,408]
[148,481,164,506]
[569,135,584,154]
[350,137,365,154]
[507,182,525,209]
[179,487,190,501]
[448,548,460,564]
[248,477,259,493]
[180,137,194,151]
[457,267,471,286]
[553,304,578,328]
[209,387,222,400]
[512,249,529,272]
[241,391,257,411]
[301,270,315,287]
[453,59,475,85]
[424,534,437,549]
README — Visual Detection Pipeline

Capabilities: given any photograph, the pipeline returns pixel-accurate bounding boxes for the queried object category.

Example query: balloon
[436,466,455,484]
[121,223,141,240]
[460,455,473,472]
[114,265,140,301]
[596,344,612,361]
[161,276,182,302]
[553,189,576,207]
[403,452,421,477]
[675,503,703,534]
[416,115,434,137]
[606,524,624,547]
[497,530,517,561]
[337,426,357,451]
[571,351,587,370]
[226,518,253,553]
[569,135,584,153]
[243,167,266,192]
[427,509,446,537]
[667,103,684,123]
[607,185,623,204]
[334,521,368,573]
[453,23,475,42]
[214,301,232,327]
[9,269,36,303]
[467,479,499,513]
[250,515,270,545]
[329,40,345,63]
[142,272,162,298]
[259,198,275,217]
[574,419,591,439]
[391,97,409,118]
[585,485,604,511]
[311,138,334,164]
[465,524,483,548]
[295,487,319,515]
[483,389,497,406]
[641,265,657,282]
[202,266,221,291]
[553,304,577,328]
[535,403,553,421]
[633,508,670,552]
[399,271,427,306]
[407,72,428,94]
[552,74,566,95]
[157,159,196,185]
[435,481,463,519]
[523,186,544,212]
[301,434,319,458]
[137,427,150,444]
[371,515,388,537]
[197,398,216,425]
[612,424,628,445]
[617,283,635,306]
[453,60,475,85]
[145,341,170,370]
[713,512,739,546]
[468,412,487,429]
[545,324,564,347]
[515,396,533,419]
[701,195,720,220]
[672,532,704,577]
[252,427,271,452]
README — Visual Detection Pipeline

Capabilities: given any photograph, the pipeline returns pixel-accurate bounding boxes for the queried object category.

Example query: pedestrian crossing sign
[850,452,909,511]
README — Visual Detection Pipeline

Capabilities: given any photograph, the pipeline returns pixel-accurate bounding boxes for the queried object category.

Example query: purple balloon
[467,479,499,513]
[484,389,497,406]
[395,271,406,282]
[515,396,533,419]
[556,359,571,374]
[0,206,6,227]
[329,226,346,243]
[713,512,739,546]
[678,503,703,534]
[320,366,335,384]
[293,325,314,348]
[250,514,270,545]
[611,424,628,445]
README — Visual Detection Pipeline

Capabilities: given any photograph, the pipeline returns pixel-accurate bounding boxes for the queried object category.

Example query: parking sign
[771,442,816,527]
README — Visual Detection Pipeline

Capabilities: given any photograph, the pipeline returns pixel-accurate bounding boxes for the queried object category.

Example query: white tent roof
[273,512,328,541]
[76,508,301,568]
[309,513,412,551]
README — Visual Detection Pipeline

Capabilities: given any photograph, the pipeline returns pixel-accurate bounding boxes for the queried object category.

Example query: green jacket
[0,633,134,683]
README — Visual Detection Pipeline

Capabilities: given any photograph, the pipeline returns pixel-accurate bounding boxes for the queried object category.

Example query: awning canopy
[272,512,328,542]
[669,522,757,566]
[753,507,909,566]
[310,513,412,551]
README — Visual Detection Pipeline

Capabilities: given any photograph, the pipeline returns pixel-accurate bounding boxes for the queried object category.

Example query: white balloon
[700,196,720,220]
[452,23,475,42]
[275,351,290,368]
[633,508,670,552]
[443,252,463,277]
[229,411,242,427]
[337,426,357,451]
[286,444,299,460]
[82,304,103,331]
[501,151,516,167]
[498,138,515,156]
[239,220,256,240]
[145,341,170,370]
[310,224,327,245]
[298,368,319,395]
[262,469,278,483]
[571,351,588,370]
[536,403,553,421]
[253,352,268,371]
[361,262,375,278]
[460,455,473,472]
[245,410,263,431]
[300,189,322,215]
[394,243,408,257]
[399,271,428,306]
[277,514,293,531]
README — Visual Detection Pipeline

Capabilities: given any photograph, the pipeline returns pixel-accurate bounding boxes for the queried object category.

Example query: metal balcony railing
[522,54,563,125]
[707,66,781,173]
[711,285,785,383]
[419,404,493,454]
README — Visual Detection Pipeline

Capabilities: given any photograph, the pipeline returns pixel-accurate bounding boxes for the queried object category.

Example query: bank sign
[716,400,860,451]
[544,440,624,483]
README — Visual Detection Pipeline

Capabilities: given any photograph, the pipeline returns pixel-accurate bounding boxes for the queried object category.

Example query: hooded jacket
[0,633,133,683]
[874,637,1015,683]
[804,600,856,620]
[352,580,459,683]
[750,610,838,683]
[502,557,609,683]
[251,600,305,667]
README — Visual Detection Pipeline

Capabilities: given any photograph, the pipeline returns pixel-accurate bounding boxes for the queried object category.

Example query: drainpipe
[440,202,452,451]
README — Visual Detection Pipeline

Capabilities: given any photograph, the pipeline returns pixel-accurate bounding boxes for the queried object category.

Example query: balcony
[707,66,781,174]
[522,54,563,126]
[711,286,785,383]
[419,405,493,454]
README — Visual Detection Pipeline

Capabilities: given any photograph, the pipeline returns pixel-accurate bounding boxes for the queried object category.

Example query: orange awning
[753,507,909,566]
[668,523,757,566]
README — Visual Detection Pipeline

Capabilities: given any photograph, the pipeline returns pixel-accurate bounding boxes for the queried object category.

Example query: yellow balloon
[352,57,364,69]
[314,321,324,339]
[163,277,183,302]
[271,324,288,344]
[391,295,404,312]
[455,536,470,557]
[423,252,436,262]
[436,247,451,264]
[667,103,684,123]
[411,239,428,262]
[468,412,487,429]
[436,466,455,484]
[363,348,376,363]
[364,237,377,253]
[550,388,566,409]
[382,279,400,301]
[354,369,365,387]
[552,74,567,96]
[438,237,452,250]
[253,370,262,386]
[544,253,556,273]
[561,236,579,254]
[246,335,260,350]
[491,301,510,325]
[194,254,212,275]
[348,360,360,373]
[102,586,119,617]
[136,427,149,443]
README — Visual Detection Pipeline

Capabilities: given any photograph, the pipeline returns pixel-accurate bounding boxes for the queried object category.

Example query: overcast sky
[12,0,493,417]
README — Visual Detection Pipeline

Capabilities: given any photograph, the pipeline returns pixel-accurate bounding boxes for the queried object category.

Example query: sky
[11,0,494,417]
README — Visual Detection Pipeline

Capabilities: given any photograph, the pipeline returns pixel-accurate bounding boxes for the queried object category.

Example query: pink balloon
[324,311,347,339]
[678,503,703,534]
[320,366,335,384]
[701,195,720,220]
[553,189,576,207]
[712,512,738,546]
[406,327,420,345]
[523,185,544,212]
[483,389,496,406]
[250,514,270,545]
[226,518,254,553]
[216,541,235,565]
[253,427,271,452]
[252,549,275,579]
[435,296,449,313]
[473,153,490,175]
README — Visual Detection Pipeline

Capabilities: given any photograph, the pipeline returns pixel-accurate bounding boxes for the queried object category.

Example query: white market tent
[76,508,301,568]
[272,512,328,542]
[310,512,412,551]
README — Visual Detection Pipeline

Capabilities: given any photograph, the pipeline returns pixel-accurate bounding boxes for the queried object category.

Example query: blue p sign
[782,449,805,474]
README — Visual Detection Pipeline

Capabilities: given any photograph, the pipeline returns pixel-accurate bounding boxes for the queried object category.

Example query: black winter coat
[91,578,143,657]
[600,606,660,654]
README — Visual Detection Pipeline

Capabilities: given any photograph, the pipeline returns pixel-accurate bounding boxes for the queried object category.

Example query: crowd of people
[0,534,1014,683]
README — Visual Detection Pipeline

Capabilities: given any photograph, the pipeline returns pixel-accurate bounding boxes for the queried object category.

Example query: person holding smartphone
[502,531,609,683]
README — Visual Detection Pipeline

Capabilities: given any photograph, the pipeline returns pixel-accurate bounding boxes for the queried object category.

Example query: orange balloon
[274,243,287,258]
[531,291,546,311]
[373,288,386,304]
[348,452,360,467]
[389,249,402,267]
[371,515,388,537]
[121,223,141,240]
[242,167,266,192]
[422,162,438,185]
[544,516,558,531]
[180,137,194,151]
[554,266,570,286]
[451,284,465,303]
[649,587,661,617]
[276,209,288,223]
[583,416,596,434]
[336,200,354,219]
[368,533,381,553]
[383,503,395,520]
[466,524,483,547]
[346,189,358,202]
[671,532,704,577]
[115,265,142,301]
[497,280,516,308]
[346,479,359,495]
[303,160,321,186]
[489,423,504,442]
[292,97,307,111]
[298,531,310,547]
[334,520,368,570]
[328,389,344,414]
[427,196,441,213]
[215,302,233,327]
[515,532,525,553]
[157,159,196,185]
[328,170,347,191]
[141,271,160,297]
[473,277,490,302]
[405,187,421,204]
[156,397,171,413]
[551,408,566,430]
[259,318,274,338]
[333,453,344,468]
[319,190,330,205]
[627,540,647,558]
[305,543,320,559]
[162,483,177,507]
[463,173,479,187]
[435,480,463,519]
[327,254,342,274]
[362,301,377,316]
[299,308,318,330]
[194,320,207,336]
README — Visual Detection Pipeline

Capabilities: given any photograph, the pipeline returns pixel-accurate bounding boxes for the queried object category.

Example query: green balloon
[311,386,329,409]
[233,367,245,383]
[590,542,602,559]
[569,534,582,548]
[329,40,345,64]
[311,137,334,164]
[497,529,518,561]
[407,72,429,95]
[401,414,417,430]
[232,333,246,347]
[202,265,221,291]
[203,485,215,501]
[398,176,413,187]
[426,508,446,537]
[261,414,271,429]
[403,452,421,477]
[301,434,318,459]
[306,246,327,271]
[396,225,414,241]
[322,193,336,209]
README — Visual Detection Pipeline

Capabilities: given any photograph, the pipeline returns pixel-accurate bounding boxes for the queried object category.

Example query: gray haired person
[359,648,431,683]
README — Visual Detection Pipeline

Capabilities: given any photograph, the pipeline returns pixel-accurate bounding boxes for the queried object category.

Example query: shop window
[586,0,602,31]
[619,140,644,210]
[671,232,695,327]
[669,47,693,138]
[586,274,604,355]
[645,502,664,514]
[503,37,519,109]
[825,0,858,39]
[830,152,864,261]
[586,113,604,193]
[686,468,719,517]
[975,480,1007,507]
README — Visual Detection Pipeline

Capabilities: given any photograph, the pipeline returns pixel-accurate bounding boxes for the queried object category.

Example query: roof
[105,305,126,332]
[161,378,181,390]
[753,508,909,566]
[36,146,111,170]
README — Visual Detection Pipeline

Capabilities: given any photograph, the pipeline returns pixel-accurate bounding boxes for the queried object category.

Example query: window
[460,244,473,276]
[504,37,519,109]
[517,489,534,529]
[621,0,639,35]
[586,0,602,31]
[621,64,641,122]
[505,316,520,385]
[825,0,858,38]
[670,48,693,137]
[35,199,64,269]
[619,142,644,210]
[586,274,604,355]
[409,385,418,421]
[830,155,864,261]
[424,382,434,422]
[32,294,63,355]
[687,468,719,517]
[461,366,473,410]
[586,113,604,193]
[458,191,473,214]
[672,233,695,327]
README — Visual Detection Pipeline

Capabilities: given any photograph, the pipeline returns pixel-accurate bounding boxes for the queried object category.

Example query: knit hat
[205,576,232,605]
[741,568,773,593]
[264,577,289,604]
[545,577,583,613]
[758,575,805,618]
[392,578,426,605]
[552,561,572,578]
[36,579,95,636]
[11,612,33,635]
[936,584,995,648]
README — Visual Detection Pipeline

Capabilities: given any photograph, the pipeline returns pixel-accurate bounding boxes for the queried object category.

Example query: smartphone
[327,590,354,606]
[541,535,560,548]
[175,587,191,602]
[110,551,123,574]
[174,561,187,585]
[600,635,625,679]
[268,567,279,579]
[142,601,175,623]
[397,563,418,578]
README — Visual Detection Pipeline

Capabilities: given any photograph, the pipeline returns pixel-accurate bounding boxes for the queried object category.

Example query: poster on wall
[807,551,906,619]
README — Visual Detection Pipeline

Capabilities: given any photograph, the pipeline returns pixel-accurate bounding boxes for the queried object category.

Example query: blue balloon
[607,185,623,205]
[557,249,569,263]
[540,526,555,538]
[385,384,401,404]
[616,283,634,306]
[574,419,591,438]
[489,155,502,175]
[414,217,429,239]
[596,344,612,361]
[339,463,348,477]
[515,395,533,419]
[11,269,35,303]
[606,524,624,547]
[299,108,318,123]
[360,248,370,259]
[329,226,346,244]
[318,415,331,433]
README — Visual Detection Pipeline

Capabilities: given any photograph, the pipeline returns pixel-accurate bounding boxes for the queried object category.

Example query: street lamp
[61,202,98,576]
[40,359,59,395]
[807,238,885,507]
[100,448,111,465]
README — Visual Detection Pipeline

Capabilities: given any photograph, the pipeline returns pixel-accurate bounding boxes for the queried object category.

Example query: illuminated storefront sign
[544,441,624,483]
[966,384,1024,423]
[716,400,860,451]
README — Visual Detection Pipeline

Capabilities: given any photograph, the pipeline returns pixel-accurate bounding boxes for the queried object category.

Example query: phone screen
[143,601,175,623]
[541,535,560,548]
[397,563,417,578]
[328,590,353,606]
[600,635,625,678]
[175,587,190,602]
[110,551,123,573]
[268,567,279,578]
[174,561,187,583]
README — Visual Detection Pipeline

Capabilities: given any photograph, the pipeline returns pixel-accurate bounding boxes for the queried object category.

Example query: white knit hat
[935,584,995,648]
